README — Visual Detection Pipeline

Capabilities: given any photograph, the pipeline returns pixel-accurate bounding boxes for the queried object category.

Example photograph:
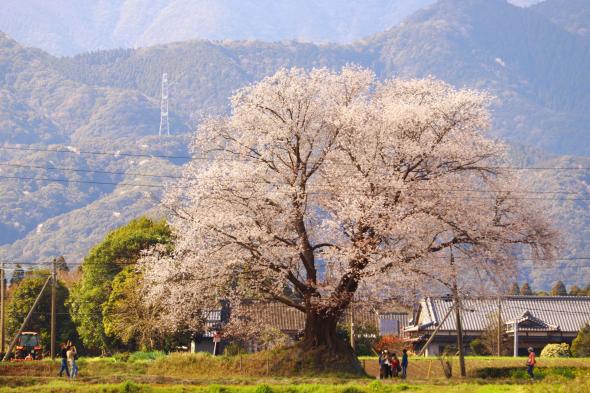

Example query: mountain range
[0,0,589,289]
[0,0,549,56]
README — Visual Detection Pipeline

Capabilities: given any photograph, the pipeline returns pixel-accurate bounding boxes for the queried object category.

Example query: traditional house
[405,296,590,356]
[191,301,411,354]
[191,307,230,354]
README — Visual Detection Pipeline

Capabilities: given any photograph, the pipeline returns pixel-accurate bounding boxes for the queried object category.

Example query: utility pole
[51,258,57,360]
[513,321,519,357]
[3,275,51,361]
[497,298,502,356]
[417,302,456,356]
[450,247,466,377]
[350,305,355,351]
[1,261,5,355]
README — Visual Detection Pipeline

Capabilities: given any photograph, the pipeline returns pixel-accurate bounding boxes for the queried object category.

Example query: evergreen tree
[7,271,78,350]
[9,264,25,287]
[520,282,533,296]
[68,217,172,354]
[569,285,582,296]
[551,281,568,296]
[55,256,69,272]
[572,323,590,357]
[509,283,520,295]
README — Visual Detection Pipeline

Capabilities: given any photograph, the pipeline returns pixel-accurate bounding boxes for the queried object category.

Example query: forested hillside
[531,0,590,38]
[1,0,589,289]
[54,0,590,156]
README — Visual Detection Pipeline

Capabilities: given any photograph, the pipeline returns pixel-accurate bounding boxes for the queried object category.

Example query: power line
[0,145,193,161]
[3,145,590,171]
[3,173,590,201]
[0,162,190,181]
[2,162,590,196]
[0,174,167,189]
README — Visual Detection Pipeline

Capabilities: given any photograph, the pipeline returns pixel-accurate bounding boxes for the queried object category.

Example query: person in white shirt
[66,344,78,379]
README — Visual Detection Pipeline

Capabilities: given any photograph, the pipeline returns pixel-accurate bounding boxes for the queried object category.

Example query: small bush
[121,380,141,393]
[128,350,166,363]
[209,384,228,393]
[224,342,247,356]
[541,343,571,357]
[367,380,384,392]
[255,384,274,393]
[469,338,488,355]
[572,323,590,357]
[113,352,130,362]
[341,386,364,393]
[373,335,411,354]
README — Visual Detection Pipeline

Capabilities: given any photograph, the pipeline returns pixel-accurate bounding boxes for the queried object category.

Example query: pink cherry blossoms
[140,67,555,349]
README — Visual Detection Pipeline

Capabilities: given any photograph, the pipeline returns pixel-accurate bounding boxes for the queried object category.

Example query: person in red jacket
[391,352,401,377]
[527,347,536,382]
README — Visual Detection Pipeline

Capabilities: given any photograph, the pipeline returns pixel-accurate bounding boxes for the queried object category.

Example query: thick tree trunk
[295,306,364,375]
[301,307,351,355]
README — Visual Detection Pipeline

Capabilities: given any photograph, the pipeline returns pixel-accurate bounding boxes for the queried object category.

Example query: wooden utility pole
[350,305,355,351]
[2,275,51,361]
[513,321,519,357]
[450,247,466,377]
[497,298,502,356]
[0,261,5,355]
[51,258,57,360]
[453,286,466,377]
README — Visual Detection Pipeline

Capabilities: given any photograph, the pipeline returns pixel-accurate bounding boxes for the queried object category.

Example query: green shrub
[367,380,384,392]
[128,350,166,363]
[341,387,364,393]
[113,352,130,362]
[255,384,274,393]
[209,384,228,393]
[572,323,590,357]
[224,343,247,356]
[469,338,488,355]
[541,343,571,357]
[121,380,141,393]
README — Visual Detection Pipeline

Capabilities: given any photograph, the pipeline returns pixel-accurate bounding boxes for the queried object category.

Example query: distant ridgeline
[0,0,589,289]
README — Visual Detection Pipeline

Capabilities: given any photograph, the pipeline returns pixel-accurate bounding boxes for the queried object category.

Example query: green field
[1,353,589,393]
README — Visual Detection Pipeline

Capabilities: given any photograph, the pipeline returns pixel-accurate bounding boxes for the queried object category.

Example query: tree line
[508,281,590,297]
[4,217,185,355]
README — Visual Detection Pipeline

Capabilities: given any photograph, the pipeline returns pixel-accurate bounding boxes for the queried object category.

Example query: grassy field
[1,353,589,392]
[1,379,590,393]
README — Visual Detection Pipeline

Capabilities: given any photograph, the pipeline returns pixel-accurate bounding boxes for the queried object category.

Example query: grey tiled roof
[408,296,590,334]
[241,302,306,332]
[239,302,410,333]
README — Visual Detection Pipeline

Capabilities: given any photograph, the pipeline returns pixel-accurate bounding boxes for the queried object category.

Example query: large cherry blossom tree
[141,67,555,355]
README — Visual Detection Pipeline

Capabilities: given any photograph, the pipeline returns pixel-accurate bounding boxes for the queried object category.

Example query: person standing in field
[67,344,78,379]
[527,347,536,382]
[391,352,401,377]
[401,348,409,379]
[379,350,387,379]
[58,343,69,377]
[379,350,392,379]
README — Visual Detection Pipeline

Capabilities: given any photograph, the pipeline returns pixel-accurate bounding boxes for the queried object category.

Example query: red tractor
[13,332,43,360]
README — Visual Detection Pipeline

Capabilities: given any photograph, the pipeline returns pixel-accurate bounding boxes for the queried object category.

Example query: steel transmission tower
[159,73,170,136]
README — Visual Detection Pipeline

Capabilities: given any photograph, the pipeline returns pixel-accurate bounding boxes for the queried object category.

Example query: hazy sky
[0,0,546,55]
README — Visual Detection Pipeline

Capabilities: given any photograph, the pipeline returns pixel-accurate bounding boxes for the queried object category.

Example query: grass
[2,379,590,393]
[1,354,590,392]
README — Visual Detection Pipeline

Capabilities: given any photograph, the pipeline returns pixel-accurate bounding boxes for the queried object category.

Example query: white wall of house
[425,342,440,357]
